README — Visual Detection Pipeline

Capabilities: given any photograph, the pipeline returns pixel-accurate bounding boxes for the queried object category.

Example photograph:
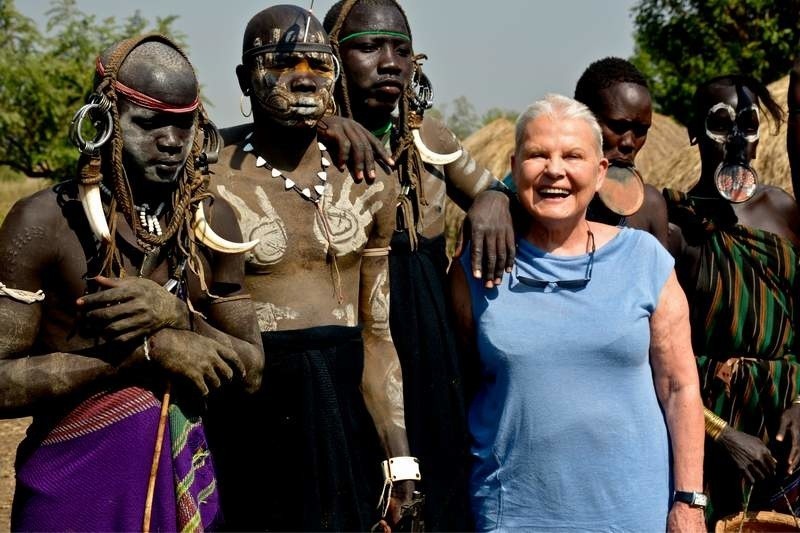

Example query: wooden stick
[143,385,171,533]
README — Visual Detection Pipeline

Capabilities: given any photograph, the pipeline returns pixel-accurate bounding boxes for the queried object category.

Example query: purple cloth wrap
[11,387,219,532]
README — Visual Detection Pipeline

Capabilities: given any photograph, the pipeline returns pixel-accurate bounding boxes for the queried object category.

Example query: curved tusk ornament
[412,129,462,165]
[78,184,112,242]
[192,203,259,254]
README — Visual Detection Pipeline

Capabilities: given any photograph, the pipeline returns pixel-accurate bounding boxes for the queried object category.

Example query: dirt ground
[0,418,30,531]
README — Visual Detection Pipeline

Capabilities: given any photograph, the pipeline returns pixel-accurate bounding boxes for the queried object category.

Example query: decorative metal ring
[331,53,341,83]
[69,102,113,154]
[410,70,434,112]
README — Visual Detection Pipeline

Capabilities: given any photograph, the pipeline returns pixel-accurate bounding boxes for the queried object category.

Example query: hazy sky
[20,0,639,128]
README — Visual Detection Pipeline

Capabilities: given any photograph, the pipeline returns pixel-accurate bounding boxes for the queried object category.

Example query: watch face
[693,493,708,507]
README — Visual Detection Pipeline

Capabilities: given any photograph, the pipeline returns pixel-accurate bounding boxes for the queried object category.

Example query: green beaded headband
[337,30,411,44]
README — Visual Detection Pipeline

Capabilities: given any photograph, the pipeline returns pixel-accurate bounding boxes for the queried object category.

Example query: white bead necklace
[99,183,165,236]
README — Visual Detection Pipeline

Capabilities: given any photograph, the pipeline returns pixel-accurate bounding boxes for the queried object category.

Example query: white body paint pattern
[332,303,357,327]
[314,179,384,256]
[216,184,288,269]
[254,301,299,332]
[387,364,406,430]
[368,271,391,341]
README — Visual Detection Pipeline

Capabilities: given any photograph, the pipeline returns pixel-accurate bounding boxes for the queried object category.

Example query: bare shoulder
[419,115,461,154]
[643,184,667,207]
[0,184,71,241]
[0,183,74,280]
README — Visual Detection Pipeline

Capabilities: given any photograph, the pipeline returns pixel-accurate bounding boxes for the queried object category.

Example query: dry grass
[0,178,52,225]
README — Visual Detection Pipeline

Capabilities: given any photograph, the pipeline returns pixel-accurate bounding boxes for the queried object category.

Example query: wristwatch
[673,490,708,508]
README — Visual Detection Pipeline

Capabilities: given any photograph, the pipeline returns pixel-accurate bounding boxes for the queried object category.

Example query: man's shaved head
[242,4,329,60]
[99,40,198,107]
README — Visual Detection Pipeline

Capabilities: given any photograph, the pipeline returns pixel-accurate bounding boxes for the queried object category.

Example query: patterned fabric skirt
[12,386,219,532]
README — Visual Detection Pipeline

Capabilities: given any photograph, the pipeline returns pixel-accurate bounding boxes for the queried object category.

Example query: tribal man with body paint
[203,6,413,532]
[318,2,517,530]
[664,74,800,525]
[0,35,263,532]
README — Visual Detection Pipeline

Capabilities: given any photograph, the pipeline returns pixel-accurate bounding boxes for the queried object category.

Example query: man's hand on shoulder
[317,115,394,183]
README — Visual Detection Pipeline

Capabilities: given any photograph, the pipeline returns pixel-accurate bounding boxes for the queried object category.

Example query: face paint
[248,49,336,127]
[705,102,760,202]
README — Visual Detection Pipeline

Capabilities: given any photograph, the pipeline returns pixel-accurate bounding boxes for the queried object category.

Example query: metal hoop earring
[239,94,252,118]
[331,54,341,82]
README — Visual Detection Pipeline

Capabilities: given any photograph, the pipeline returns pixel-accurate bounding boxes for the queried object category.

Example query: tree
[0,0,184,180]
[481,107,518,126]
[631,0,800,126]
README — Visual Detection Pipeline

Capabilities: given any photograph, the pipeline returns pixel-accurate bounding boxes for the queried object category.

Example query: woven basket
[715,510,800,532]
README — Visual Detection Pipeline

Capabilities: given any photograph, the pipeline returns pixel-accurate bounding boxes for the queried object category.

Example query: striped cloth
[12,386,219,532]
[665,190,800,522]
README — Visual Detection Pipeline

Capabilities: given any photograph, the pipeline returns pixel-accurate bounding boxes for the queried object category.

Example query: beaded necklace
[243,137,331,203]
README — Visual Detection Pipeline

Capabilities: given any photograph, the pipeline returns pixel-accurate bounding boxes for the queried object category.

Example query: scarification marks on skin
[2,226,47,277]
[332,303,356,327]
[368,271,391,341]
[254,301,299,332]
[314,180,384,256]
[216,185,288,268]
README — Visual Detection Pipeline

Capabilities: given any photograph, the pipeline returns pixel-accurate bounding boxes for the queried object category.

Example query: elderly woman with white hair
[449,94,706,531]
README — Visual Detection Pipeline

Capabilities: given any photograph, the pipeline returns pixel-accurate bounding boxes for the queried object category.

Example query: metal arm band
[381,456,421,482]
[704,408,728,441]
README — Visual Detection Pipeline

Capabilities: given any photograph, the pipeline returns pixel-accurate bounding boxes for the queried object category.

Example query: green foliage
[481,107,518,126]
[0,0,185,180]
[631,0,800,126]
[431,97,517,140]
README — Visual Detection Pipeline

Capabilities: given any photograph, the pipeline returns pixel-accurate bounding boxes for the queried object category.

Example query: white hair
[514,93,603,157]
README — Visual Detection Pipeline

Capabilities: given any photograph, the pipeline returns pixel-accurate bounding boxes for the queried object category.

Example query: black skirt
[206,325,382,532]
[389,231,473,531]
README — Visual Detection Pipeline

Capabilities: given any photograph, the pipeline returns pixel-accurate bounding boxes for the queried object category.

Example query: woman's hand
[717,425,777,482]
[667,503,706,533]
[317,115,394,182]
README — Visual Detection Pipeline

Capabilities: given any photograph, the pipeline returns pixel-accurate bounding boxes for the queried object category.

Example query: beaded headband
[337,30,410,44]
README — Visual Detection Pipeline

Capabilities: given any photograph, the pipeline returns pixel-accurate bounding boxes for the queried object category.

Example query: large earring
[239,93,252,118]
[331,54,341,82]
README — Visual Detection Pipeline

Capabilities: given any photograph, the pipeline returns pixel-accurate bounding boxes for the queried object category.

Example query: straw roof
[462,117,515,180]
[650,75,793,197]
